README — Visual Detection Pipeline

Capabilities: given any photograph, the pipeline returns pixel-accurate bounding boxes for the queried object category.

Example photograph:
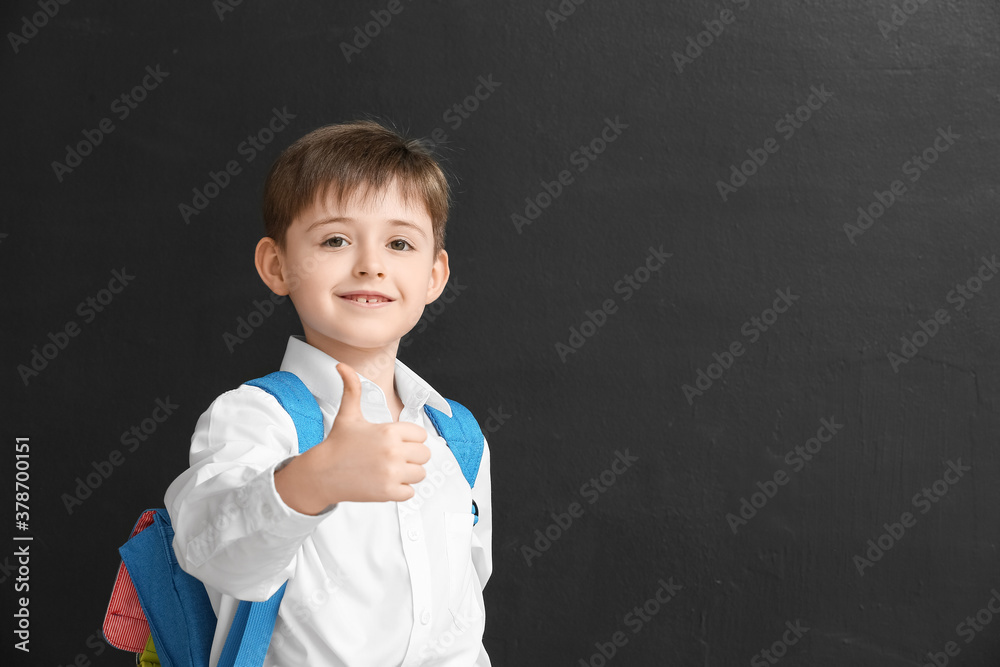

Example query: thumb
[334,362,364,421]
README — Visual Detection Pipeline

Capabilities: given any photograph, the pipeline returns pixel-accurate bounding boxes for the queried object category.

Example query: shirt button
[420,609,431,625]
[407,528,419,541]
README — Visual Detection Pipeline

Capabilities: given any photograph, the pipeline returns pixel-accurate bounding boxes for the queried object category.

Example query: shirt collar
[277,335,452,416]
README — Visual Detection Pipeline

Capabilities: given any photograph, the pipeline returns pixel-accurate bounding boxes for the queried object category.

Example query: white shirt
[165,336,492,667]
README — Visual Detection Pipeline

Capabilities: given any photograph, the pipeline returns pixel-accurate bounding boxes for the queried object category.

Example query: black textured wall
[4,1,1000,665]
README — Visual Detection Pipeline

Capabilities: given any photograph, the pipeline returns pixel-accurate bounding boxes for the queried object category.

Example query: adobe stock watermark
[400,403,512,519]
[400,280,469,349]
[222,255,320,354]
[844,126,960,245]
[726,417,843,534]
[419,75,503,152]
[544,0,593,31]
[0,554,17,585]
[418,605,485,661]
[51,65,170,182]
[682,287,799,404]
[398,458,460,520]
[510,116,628,234]
[750,620,810,666]
[922,587,1000,666]
[442,75,502,134]
[520,449,639,566]
[887,254,998,372]
[717,84,834,201]
[179,106,297,224]
[16,267,136,386]
[222,265,467,358]
[7,0,71,54]
[878,0,934,38]
[61,396,181,514]
[576,577,683,666]
[269,569,350,655]
[555,245,672,362]
[853,459,970,576]
[672,0,753,74]
[340,0,413,63]
[213,0,244,21]
[55,628,112,667]
[223,292,289,353]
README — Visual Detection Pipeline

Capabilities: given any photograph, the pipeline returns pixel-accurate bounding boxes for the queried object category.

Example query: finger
[390,484,416,503]
[402,443,432,466]
[394,423,429,444]
[334,362,364,420]
[400,462,428,486]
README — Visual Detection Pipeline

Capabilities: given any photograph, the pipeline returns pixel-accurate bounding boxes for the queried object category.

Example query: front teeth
[353,296,381,303]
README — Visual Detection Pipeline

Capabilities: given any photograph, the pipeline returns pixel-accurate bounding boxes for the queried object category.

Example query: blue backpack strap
[216,583,287,667]
[245,371,325,454]
[424,399,485,525]
[215,371,325,667]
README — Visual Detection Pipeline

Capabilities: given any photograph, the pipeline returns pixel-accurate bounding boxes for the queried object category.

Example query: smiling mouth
[340,294,393,304]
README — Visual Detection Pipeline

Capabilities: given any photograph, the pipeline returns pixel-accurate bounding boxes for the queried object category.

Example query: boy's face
[257,178,449,361]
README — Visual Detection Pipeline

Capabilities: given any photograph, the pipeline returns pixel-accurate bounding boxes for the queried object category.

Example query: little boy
[165,120,492,666]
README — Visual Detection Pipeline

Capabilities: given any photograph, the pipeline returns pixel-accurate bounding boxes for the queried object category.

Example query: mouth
[339,292,394,305]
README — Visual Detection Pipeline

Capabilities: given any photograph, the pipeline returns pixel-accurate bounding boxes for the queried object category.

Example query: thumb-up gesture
[274,362,431,515]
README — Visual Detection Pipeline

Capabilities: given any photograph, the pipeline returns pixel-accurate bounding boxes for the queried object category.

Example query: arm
[164,385,329,601]
[166,362,432,601]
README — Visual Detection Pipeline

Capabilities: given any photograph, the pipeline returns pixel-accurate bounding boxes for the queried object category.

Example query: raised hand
[274,362,431,514]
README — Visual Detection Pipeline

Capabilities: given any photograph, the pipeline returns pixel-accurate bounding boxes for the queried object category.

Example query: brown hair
[262,119,450,254]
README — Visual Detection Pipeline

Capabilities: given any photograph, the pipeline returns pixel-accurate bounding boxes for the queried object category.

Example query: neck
[302,332,402,417]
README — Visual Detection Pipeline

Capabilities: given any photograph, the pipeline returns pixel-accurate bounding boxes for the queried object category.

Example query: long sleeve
[162,339,494,665]
[163,385,332,601]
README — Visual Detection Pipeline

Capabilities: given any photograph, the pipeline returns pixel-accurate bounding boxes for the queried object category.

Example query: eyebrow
[306,217,428,238]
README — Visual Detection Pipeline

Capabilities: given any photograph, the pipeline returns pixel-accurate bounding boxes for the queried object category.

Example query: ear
[425,249,451,304]
[255,237,290,296]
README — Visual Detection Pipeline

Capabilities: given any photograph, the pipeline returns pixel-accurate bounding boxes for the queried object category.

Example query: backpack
[103,370,485,667]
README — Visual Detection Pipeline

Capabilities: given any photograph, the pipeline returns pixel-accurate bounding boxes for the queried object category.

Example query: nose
[354,243,385,278]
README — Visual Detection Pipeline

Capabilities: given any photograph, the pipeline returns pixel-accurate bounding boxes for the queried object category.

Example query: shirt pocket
[444,511,475,614]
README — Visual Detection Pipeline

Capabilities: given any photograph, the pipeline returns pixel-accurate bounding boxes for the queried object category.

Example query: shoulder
[202,382,296,420]
[188,382,299,464]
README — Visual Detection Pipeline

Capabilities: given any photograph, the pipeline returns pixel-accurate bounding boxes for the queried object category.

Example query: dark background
[4,0,1000,665]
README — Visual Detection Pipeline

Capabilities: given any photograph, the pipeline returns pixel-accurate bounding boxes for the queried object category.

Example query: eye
[323,235,347,248]
[389,239,413,251]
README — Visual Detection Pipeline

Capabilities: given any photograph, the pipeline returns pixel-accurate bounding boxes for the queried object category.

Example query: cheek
[292,253,348,290]
[290,252,322,281]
